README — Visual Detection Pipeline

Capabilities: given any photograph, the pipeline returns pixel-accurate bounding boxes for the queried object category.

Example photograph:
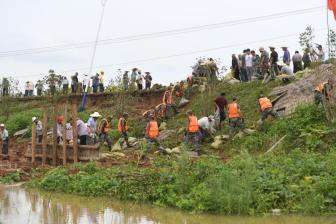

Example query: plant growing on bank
[29,149,336,215]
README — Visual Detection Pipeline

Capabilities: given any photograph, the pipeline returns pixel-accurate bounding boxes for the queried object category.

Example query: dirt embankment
[272,64,336,114]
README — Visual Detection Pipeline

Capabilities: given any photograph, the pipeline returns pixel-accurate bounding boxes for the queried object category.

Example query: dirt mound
[271,64,335,115]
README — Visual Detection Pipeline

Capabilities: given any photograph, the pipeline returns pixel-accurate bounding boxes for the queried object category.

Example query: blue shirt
[283,50,291,64]
[87,117,97,133]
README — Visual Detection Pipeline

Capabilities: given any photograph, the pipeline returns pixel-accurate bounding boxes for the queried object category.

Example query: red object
[57,116,64,124]
[328,0,336,19]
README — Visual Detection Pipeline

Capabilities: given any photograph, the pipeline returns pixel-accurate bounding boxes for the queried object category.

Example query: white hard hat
[32,117,38,122]
[0,124,5,128]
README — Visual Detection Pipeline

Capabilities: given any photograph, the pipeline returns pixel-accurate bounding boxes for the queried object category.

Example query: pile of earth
[271,64,336,115]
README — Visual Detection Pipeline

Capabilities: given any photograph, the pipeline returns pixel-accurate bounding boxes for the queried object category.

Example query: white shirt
[1,129,9,140]
[82,77,89,86]
[245,54,253,67]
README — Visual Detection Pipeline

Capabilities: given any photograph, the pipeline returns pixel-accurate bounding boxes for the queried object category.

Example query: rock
[159,122,167,131]
[178,97,189,108]
[211,140,222,149]
[158,130,174,141]
[101,152,125,159]
[227,79,240,85]
[171,147,181,154]
[214,136,222,141]
[164,148,172,154]
[188,151,199,158]
[112,141,122,151]
[221,135,230,140]
[271,209,281,216]
[244,129,256,134]
[13,129,28,137]
[178,127,185,134]
[128,137,138,145]
[199,85,206,93]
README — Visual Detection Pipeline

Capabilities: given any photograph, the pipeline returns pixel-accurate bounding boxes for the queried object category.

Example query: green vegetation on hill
[28,103,336,215]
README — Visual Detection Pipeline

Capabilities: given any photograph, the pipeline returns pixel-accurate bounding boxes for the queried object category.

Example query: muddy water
[0,185,335,224]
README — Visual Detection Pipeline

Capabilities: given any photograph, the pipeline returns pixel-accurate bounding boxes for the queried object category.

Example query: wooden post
[42,107,48,165]
[52,104,58,166]
[62,103,67,165]
[71,103,78,163]
[31,120,36,163]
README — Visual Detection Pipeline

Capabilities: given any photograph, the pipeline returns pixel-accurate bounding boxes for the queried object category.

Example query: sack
[178,97,189,108]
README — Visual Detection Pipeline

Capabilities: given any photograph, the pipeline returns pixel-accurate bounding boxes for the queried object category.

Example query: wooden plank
[52,104,58,166]
[62,103,67,165]
[72,103,78,163]
[42,107,48,165]
[31,120,36,163]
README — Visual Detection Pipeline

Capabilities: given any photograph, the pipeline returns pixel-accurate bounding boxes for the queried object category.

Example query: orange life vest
[163,90,173,104]
[148,121,159,139]
[187,115,199,133]
[315,82,327,92]
[118,118,129,133]
[258,97,273,112]
[98,119,110,134]
[228,103,241,118]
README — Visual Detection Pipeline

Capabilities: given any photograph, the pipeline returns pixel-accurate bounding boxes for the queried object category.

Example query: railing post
[62,103,67,165]
[52,104,58,166]
[31,121,36,163]
[71,103,78,163]
[42,107,48,165]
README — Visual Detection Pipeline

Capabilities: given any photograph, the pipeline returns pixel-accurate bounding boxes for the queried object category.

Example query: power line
[13,27,329,79]
[0,6,324,58]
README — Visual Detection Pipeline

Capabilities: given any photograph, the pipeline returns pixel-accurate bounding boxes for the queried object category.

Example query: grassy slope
[18,77,336,215]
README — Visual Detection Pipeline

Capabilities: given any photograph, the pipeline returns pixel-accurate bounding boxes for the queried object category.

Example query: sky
[0,0,333,91]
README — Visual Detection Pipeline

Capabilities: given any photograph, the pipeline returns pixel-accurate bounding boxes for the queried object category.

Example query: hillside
[2,64,336,215]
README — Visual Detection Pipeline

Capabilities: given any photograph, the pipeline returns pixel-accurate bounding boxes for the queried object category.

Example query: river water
[0,185,335,224]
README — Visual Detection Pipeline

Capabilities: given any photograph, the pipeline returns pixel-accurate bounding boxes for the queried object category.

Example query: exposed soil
[272,64,336,114]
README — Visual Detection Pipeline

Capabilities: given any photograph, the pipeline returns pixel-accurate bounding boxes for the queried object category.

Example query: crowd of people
[1,68,154,97]
[0,44,334,159]
[231,45,325,84]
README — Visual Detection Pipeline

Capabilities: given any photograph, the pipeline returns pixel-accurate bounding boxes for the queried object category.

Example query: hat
[269,46,275,49]
[0,124,4,128]
[145,72,150,74]
[32,117,38,122]
[90,112,102,118]
[259,47,265,52]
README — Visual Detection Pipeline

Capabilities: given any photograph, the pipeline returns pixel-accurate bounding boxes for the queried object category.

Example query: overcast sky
[0,0,332,90]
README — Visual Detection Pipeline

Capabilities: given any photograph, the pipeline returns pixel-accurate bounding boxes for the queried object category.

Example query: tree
[299,26,315,50]
[328,29,336,59]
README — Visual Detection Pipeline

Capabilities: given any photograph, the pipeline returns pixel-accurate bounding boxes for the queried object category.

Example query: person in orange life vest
[154,103,165,125]
[163,86,178,118]
[257,94,279,124]
[228,96,248,139]
[118,112,131,148]
[144,115,164,154]
[184,110,201,154]
[314,79,333,105]
[98,115,113,151]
